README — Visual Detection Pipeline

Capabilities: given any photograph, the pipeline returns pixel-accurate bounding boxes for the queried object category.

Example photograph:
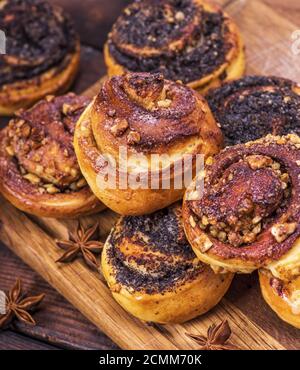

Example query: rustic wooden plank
[223,0,300,80]
[0,246,118,350]
[1,0,300,351]
[262,0,300,26]
[0,331,59,350]
[226,274,300,350]
[0,197,286,350]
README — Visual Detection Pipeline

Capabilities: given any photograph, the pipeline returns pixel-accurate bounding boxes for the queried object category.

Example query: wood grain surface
[1,0,300,350]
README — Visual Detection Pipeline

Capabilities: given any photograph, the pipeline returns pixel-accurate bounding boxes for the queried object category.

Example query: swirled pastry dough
[102,204,233,323]
[105,0,245,93]
[74,72,223,215]
[0,0,80,115]
[0,93,104,218]
[183,134,300,281]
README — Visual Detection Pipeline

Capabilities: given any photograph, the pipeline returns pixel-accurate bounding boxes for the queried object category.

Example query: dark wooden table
[1,0,300,350]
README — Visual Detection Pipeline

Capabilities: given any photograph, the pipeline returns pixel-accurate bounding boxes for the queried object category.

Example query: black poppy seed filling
[109,2,229,83]
[0,0,77,85]
[115,0,196,49]
[207,76,300,146]
[107,208,204,294]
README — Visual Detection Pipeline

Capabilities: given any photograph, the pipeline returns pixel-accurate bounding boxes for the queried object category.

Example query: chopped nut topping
[111,283,122,293]
[23,173,41,185]
[205,156,214,166]
[110,118,129,137]
[276,137,286,145]
[45,95,55,102]
[76,178,87,189]
[246,155,272,170]
[21,124,31,138]
[5,146,14,156]
[209,227,218,237]
[218,231,227,242]
[252,216,262,224]
[271,222,297,243]
[200,238,213,253]
[70,168,78,178]
[35,165,44,174]
[175,11,185,21]
[62,103,72,115]
[107,109,116,118]
[124,8,131,16]
[46,185,60,194]
[252,223,261,234]
[157,99,172,108]
[288,134,300,144]
[127,131,141,145]
[201,215,209,226]
[189,216,196,228]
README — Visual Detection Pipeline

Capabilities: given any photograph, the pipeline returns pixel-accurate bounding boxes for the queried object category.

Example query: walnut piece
[110,118,129,137]
[157,99,172,108]
[271,222,297,243]
[246,155,272,170]
[127,131,141,145]
[189,216,196,228]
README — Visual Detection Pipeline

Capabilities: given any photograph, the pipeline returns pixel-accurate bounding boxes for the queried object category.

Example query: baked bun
[0,93,104,218]
[102,203,234,324]
[259,270,300,329]
[207,76,300,146]
[74,72,223,215]
[183,134,300,279]
[105,0,245,93]
[0,0,80,116]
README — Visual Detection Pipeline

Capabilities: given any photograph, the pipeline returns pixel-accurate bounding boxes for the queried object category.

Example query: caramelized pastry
[102,204,233,324]
[259,270,300,329]
[0,93,104,218]
[207,76,300,146]
[183,134,300,279]
[105,0,245,93]
[0,0,80,115]
[74,72,223,215]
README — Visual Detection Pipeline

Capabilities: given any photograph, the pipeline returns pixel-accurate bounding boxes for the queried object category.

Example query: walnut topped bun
[207,76,300,146]
[102,203,233,323]
[74,72,223,215]
[105,0,245,93]
[0,0,80,115]
[0,93,104,218]
[183,134,300,281]
[259,270,300,329]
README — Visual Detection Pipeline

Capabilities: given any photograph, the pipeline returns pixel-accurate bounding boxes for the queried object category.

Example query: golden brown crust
[259,270,300,329]
[0,0,80,115]
[183,134,300,279]
[102,204,233,324]
[74,72,223,215]
[0,45,80,116]
[105,0,245,93]
[0,93,104,218]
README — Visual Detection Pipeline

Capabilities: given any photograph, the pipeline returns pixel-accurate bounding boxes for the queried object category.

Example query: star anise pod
[186,320,240,350]
[0,279,45,329]
[56,222,104,270]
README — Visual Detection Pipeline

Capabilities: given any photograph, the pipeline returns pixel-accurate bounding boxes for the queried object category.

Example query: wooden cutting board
[1,0,300,349]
